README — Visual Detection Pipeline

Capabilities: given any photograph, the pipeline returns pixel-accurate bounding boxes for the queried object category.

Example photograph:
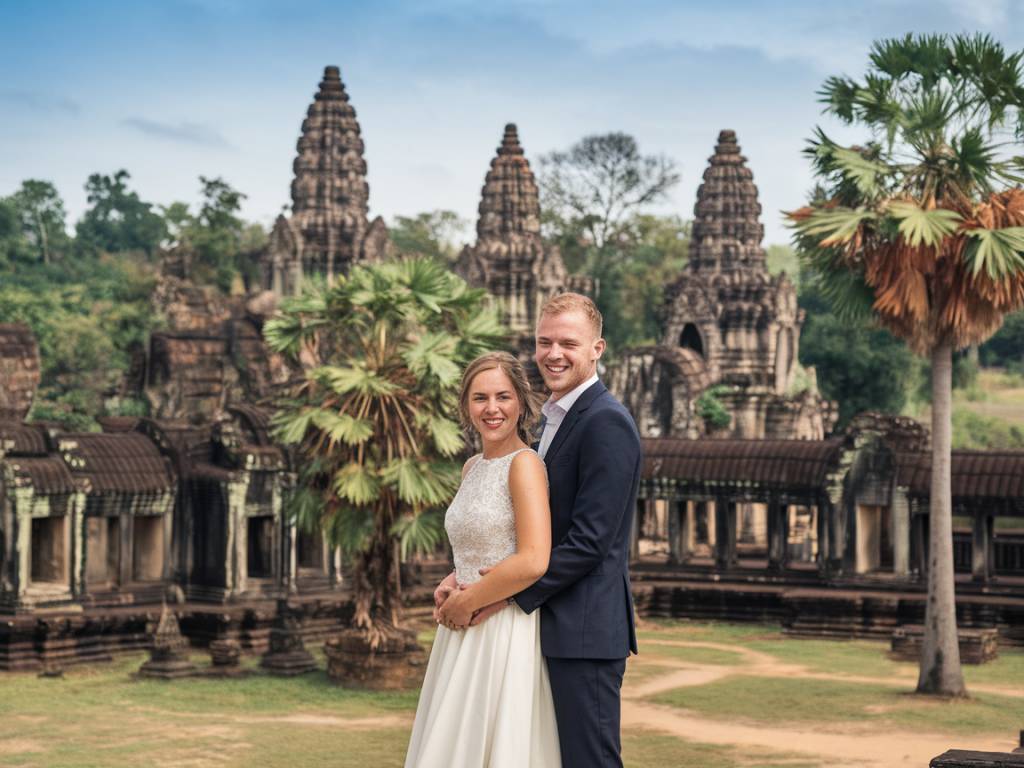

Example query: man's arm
[515,407,640,613]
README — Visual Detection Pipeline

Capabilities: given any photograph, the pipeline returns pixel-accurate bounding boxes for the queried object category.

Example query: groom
[460,292,641,767]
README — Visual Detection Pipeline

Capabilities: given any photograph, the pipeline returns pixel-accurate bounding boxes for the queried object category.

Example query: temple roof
[688,130,766,274]
[475,123,542,240]
[7,456,76,494]
[642,438,843,492]
[0,421,48,456]
[896,450,1024,500]
[290,65,369,264]
[57,433,175,494]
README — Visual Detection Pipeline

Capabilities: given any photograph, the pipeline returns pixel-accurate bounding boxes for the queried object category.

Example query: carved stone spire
[289,65,370,281]
[456,124,588,340]
[688,130,766,274]
[476,123,542,239]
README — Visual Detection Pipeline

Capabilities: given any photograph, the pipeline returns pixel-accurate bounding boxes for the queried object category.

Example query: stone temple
[4,69,1024,674]
[456,124,591,380]
[263,66,390,295]
[610,130,836,441]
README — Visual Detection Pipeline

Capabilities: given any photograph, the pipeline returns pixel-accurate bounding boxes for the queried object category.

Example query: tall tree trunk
[917,339,967,696]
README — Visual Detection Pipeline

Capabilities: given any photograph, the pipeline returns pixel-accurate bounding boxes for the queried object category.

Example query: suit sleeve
[515,407,640,613]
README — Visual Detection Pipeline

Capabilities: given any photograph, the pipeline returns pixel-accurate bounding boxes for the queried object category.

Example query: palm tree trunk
[917,339,967,696]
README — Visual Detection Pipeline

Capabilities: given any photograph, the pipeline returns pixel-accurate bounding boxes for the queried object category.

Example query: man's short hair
[539,292,603,338]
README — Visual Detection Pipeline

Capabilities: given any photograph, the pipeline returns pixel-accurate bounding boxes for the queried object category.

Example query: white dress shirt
[537,374,600,459]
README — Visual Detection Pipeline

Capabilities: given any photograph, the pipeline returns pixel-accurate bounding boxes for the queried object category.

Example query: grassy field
[2,620,1022,767]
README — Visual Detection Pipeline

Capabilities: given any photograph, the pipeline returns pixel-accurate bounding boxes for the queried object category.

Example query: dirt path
[622,640,1021,766]
[639,638,1024,698]
[620,700,1013,768]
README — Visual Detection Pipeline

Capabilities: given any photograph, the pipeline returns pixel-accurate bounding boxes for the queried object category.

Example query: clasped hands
[434,567,508,631]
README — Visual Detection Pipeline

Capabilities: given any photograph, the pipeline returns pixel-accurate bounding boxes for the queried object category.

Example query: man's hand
[438,587,475,629]
[469,599,508,626]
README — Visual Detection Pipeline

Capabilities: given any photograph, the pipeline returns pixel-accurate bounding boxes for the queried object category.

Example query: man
[439,292,641,767]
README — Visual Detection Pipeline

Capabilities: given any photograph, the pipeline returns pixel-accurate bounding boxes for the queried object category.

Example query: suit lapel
[543,380,605,465]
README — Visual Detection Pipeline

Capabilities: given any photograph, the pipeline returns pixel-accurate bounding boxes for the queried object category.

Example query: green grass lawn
[3,619,1021,767]
[651,675,1024,736]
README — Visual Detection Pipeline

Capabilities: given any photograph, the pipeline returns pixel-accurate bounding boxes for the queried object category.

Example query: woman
[404,352,561,767]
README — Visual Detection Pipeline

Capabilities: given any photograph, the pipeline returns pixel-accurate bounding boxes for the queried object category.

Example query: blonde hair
[458,352,539,443]
[539,292,603,337]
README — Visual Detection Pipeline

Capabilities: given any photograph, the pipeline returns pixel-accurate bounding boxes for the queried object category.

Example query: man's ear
[594,337,607,359]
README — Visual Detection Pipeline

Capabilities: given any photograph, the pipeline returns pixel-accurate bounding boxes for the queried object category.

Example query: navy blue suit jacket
[515,380,641,660]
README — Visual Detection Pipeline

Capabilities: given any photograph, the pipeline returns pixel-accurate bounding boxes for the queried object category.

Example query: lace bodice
[445,448,534,585]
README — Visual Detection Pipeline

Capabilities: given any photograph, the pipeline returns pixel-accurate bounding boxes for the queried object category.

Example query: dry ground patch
[1,621,1022,767]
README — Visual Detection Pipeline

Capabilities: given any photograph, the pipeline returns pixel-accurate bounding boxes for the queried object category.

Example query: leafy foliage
[790,33,1024,354]
[75,170,167,257]
[696,386,731,430]
[265,257,505,639]
[798,281,915,428]
[789,31,1024,697]
[388,210,468,265]
[5,179,70,265]
[539,132,680,250]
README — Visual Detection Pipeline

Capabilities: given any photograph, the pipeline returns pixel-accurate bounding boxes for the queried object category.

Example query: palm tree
[789,33,1024,697]
[264,257,504,655]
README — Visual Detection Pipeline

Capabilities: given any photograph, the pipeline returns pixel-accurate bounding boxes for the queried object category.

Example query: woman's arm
[439,451,550,625]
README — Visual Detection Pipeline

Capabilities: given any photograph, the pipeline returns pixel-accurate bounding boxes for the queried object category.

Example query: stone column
[891,488,911,577]
[630,498,642,563]
[767,497,788,573]
[972,512,993,583]
[667,499,689,565]
[714,497,737,570]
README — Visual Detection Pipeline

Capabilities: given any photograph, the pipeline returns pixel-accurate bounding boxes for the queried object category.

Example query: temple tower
[456,125,591,384]
[264,66,389,295]
[610,130,835,441]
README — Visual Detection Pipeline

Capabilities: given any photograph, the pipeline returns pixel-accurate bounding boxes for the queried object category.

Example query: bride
[404,352,561,767]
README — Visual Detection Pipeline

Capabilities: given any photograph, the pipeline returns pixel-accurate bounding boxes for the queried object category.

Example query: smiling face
[467,366,523,449]
[535,309,606,400]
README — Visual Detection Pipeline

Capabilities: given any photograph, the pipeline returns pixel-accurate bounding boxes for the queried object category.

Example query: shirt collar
[543,374,599,419]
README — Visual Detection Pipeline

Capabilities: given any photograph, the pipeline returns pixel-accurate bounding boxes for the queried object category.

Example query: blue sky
[2,0,1023,246]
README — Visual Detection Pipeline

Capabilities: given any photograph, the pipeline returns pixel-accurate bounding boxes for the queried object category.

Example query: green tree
[264,257,504,648]
[790,33,1024,696]
[979,310,1024,368]
[539,132,680,249]
[10,180,69,264]
[798,280,915,427]
[389,210,468,265]
[76,170,167,256]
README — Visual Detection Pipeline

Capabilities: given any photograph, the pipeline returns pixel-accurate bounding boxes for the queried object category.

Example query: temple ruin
[5,68,1024,672]
[456,124,591,379]
[263,66,390,295]
[609,130,836,441]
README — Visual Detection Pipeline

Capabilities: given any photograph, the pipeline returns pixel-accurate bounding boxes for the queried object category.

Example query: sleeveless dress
[404,449,562,768]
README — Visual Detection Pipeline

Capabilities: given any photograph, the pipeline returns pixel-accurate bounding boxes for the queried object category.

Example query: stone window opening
[30,517,67,584]
[132,516,165,582]
[297,526,324,572]
[247,515,274,579]
[678,323,704,357]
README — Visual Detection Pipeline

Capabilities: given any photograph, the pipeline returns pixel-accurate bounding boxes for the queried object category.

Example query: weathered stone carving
[0,324,41,422]
[138,604,197,679]
[613,130,836,441]
[259,599,317,676]
[263,66,390,294]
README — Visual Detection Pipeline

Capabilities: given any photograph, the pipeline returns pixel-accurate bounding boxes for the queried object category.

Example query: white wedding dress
[404,448,561,768]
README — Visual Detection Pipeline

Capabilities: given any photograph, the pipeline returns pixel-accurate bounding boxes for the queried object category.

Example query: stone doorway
[247,515,274,579]
[855,504,893,574]
[30,517,67,584]
[85,517,120,585]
